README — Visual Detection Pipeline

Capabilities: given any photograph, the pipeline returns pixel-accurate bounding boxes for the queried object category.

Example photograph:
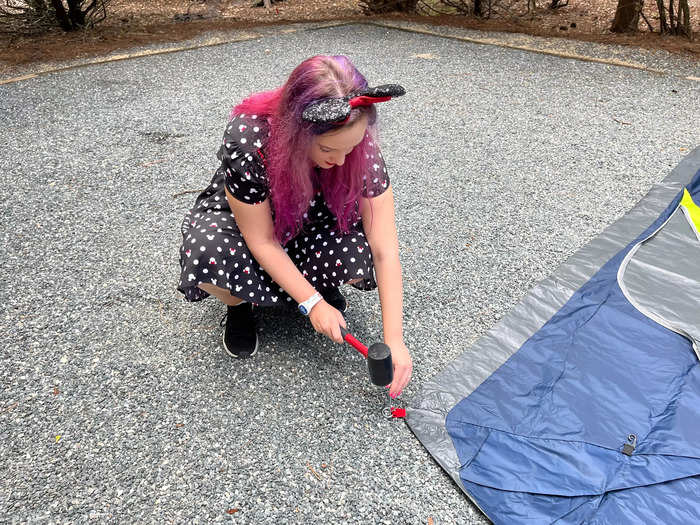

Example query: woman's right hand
[309,300,347,343]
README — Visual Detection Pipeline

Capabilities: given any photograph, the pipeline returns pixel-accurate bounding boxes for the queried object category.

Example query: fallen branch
[306,462,322,480]
[613,117,632,125]
[1,402,18,412]
[172,188,204,198]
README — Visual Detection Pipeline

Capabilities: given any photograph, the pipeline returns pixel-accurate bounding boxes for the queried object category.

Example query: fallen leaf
[412,53,439,60]
[53,387,59,395]
[55,435,61,443]
[428,517,434,525]
[175,423,184,428]
[226,508,239,514]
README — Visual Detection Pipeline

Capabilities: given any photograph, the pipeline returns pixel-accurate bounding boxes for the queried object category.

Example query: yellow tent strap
[680,188,700,232]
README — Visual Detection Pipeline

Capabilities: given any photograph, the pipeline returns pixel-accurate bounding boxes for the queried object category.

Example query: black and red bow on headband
[302,84,406,125]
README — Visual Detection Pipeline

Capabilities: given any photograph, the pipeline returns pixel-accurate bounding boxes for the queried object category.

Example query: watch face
[298,304,308,315]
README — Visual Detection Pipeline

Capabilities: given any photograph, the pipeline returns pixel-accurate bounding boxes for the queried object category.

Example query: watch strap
[298,292,323,315]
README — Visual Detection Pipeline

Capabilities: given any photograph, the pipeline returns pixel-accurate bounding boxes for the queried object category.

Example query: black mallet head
[340,328,394,387]
[367,342,393,387]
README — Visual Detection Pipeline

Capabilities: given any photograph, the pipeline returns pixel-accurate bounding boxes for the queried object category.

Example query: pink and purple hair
[232,55,379,244]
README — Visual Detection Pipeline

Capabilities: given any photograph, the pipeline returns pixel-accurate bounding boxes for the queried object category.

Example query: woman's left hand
[386,341,412,399]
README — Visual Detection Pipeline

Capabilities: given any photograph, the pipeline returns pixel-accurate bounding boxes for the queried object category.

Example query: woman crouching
[177,55,412,398]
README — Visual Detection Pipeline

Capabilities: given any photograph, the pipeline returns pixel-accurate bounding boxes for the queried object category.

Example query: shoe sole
[222,331,259,359]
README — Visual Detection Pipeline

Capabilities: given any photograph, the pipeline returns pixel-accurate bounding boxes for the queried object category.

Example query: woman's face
[309,114,368,169]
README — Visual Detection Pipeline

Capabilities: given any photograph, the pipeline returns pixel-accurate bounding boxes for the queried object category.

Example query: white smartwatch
[298,292,323,316]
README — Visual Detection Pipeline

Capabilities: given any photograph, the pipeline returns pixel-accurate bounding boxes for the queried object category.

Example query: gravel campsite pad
[1,23,699,523]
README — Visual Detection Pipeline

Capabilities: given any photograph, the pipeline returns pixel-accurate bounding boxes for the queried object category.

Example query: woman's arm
[226,187,346,342]
[360,185,413,398]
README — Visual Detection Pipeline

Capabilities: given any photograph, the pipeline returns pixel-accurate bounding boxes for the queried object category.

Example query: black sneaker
[220,302,258,358]
[321,286,347,313]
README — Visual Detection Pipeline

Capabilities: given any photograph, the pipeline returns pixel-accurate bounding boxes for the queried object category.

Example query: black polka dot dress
[177,114,390,306]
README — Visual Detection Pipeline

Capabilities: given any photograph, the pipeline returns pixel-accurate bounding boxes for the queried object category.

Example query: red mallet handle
[340,327,368,358]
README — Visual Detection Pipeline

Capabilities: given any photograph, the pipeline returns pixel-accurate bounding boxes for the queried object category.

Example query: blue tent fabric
[444,168,700,524]
[446,172,700,523]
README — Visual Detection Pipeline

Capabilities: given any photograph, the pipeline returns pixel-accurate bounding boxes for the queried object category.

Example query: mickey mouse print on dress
[177,113,390,305]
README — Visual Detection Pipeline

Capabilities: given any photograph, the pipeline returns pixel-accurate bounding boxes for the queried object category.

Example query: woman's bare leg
[198,283,244,306]
[200,280,359,307]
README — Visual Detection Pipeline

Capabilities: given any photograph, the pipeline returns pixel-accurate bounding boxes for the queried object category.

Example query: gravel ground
[1,23,699,524]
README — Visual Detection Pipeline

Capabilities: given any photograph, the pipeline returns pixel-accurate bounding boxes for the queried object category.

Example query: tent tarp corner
[407,147,700,524]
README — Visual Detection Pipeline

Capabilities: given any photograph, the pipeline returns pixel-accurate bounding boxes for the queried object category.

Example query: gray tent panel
[618,199,700,357]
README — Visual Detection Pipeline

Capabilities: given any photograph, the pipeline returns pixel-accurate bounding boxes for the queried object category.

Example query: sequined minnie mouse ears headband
[301,84,406,125]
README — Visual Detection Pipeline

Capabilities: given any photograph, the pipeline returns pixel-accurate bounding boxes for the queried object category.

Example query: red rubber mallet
[340,327,393,387]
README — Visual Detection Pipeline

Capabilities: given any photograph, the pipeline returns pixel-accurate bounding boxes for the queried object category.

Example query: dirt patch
[1,0,698,69]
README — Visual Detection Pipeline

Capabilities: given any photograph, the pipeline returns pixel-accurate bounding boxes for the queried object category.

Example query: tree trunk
[656,0,691,37]
[473,0,483,16]
[611,0,643,32]
[656,0,669,32]
[678,0,692,38]
[49,0,72,30]
[669,0,676,31]
[66,0,86,27]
